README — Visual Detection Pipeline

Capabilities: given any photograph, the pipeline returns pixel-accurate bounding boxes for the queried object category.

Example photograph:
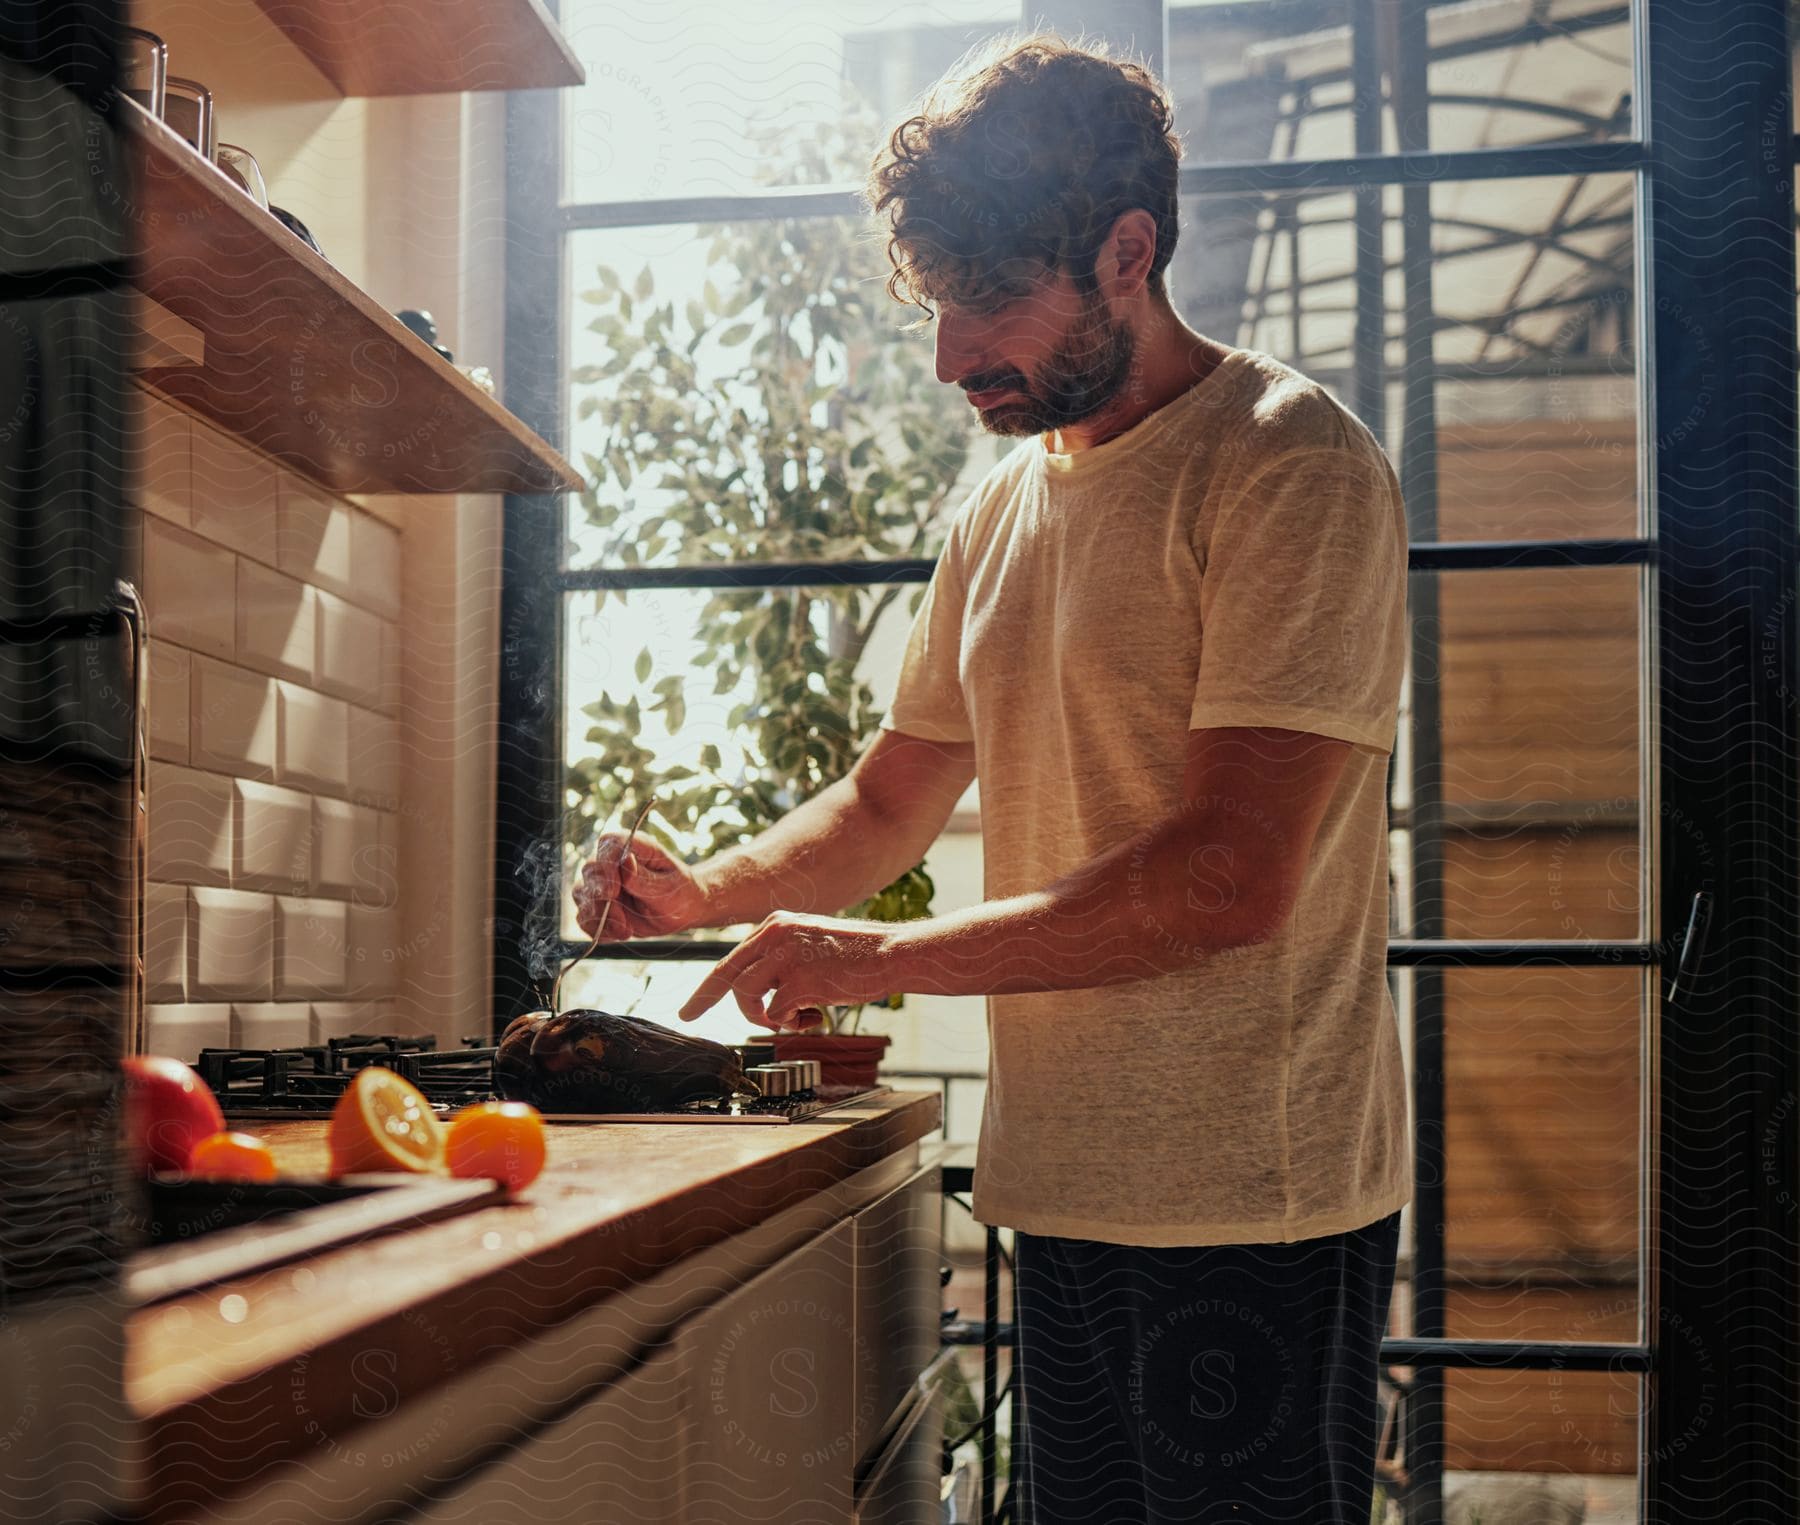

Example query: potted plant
[565,114,976,1071]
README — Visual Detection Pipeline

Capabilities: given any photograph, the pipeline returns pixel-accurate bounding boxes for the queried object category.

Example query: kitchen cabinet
[404,1349,684,1525]
[127,1099,944,1524]
[854,1353,956,1525]
[662,1160,944,1524]
[852,1163,944,1463]
[387,1158,947,1525]
[675,1218,861,1523]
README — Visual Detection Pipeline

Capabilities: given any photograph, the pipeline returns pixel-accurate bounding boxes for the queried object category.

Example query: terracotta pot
[769,1032,891,1091]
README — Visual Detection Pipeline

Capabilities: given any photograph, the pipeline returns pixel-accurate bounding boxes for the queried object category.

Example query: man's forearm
[693,777,923,926]
[890,813,1275,997]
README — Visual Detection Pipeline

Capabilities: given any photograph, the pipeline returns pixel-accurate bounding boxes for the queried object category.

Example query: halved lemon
[327,1066,447,1176]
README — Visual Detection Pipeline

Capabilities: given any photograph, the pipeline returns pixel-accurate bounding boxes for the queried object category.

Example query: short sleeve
[1189,429,1406,753]
[879,509,975,744]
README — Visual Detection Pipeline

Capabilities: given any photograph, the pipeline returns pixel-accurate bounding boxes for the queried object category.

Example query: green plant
[566,112,975,1032]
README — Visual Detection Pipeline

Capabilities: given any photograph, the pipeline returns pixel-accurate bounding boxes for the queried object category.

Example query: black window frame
[496,3,1800,1518]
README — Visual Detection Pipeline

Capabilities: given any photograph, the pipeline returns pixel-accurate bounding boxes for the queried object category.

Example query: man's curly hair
[865,35,1183,312]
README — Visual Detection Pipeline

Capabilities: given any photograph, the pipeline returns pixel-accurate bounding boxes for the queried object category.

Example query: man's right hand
[574,832,712,940]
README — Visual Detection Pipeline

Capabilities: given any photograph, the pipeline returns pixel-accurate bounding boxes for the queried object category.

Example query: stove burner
[197,1035,886,1124]
[197,1034,498,1116]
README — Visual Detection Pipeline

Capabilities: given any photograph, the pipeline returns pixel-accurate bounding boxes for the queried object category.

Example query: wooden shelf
[126,101,582,497]
[250,0,584,96]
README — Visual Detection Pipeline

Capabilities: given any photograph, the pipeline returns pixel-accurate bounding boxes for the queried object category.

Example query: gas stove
[196,1033,888,1124]
[196,1034,498,1119]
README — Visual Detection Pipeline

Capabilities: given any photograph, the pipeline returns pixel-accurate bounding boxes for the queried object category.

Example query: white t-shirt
[881,346,1412,1246]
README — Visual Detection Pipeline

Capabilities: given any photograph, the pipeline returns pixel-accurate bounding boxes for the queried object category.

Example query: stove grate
[197,1034,498,1115]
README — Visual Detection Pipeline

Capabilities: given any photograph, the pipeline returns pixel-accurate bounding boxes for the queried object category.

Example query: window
[498,3,1800,1520]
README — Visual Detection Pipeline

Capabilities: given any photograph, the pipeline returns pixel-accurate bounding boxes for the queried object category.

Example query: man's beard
[963,293,1136,437]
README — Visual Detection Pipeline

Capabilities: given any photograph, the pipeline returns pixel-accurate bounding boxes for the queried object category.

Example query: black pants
[1011,1211,1402,1525]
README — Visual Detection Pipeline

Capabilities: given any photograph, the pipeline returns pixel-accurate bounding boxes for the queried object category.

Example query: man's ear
[1098,209,1160,302]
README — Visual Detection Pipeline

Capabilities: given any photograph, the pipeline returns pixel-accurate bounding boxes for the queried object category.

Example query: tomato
[187,1131,279,1182]
[122,1055,227,1175]
[445,1101,547,1192]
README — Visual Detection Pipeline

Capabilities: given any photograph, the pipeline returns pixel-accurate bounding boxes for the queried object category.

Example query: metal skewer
[554,794,656,1014]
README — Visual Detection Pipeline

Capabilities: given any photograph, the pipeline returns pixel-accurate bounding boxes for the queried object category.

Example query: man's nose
[934,310,981,386]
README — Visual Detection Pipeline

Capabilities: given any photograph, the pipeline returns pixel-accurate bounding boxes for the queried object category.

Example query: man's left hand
[677,912,914,1029]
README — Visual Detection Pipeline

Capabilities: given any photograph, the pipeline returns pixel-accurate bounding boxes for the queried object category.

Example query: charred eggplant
[494,1008,746,1113]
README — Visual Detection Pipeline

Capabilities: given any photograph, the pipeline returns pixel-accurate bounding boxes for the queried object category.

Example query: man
[575,35,1410,1525]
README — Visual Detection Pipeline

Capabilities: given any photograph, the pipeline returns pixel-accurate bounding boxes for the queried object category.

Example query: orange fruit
[445,1101,546,1192]
[327,1066,446,1176]
[187,1131,278,1182]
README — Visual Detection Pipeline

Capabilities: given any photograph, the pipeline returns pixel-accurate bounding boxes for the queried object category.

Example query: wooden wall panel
[1397,420,1645,1477]
[1432,566,1640,809]
[1434,420,1638,542]
[1440,967,1640,1271]
[1445,1366,1638,1475]
[1440,825,1639,941]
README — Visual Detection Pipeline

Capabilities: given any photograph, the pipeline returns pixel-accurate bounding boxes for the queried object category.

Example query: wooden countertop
[128,1090,939,1519]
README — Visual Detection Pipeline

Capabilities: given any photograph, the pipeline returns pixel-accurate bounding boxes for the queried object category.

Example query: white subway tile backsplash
[235,778,313,893]
[367,1000,423,1037]
[349,511,402,617]
[379,807,400,883]
[140,412,436,1042]
[378,618,401,715]
[345,902,398,997]
[314,590,382,705]
[191,657,278,780]
[145,882,189,1002]
[148,763,233,885]
[232,1002,315,1049]
[346,704,401,809]
[190,886,274,1000]
[144,518,235,660]
[311,1001,374,1042]
[147,641,190,763]
[351,805,399,908]
[237,560,317,684]
[277,475,354,596]
[277,683,349,794]
[190,421,279,564]
[144,1003,232,1061]
[313,797,370,897]
[132,390,191,526]
[276,896,348,997]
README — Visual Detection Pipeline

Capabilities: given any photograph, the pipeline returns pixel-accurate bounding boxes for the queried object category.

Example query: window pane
[558,0,1021,205]
[1397,565,1644,941]
[562,581,852,894]
[560,582,985,1052]
[563,221,1004,573]
[568,173,1638,570]
[1433,1372,1639,1514]
[1176,173,1639,539]
[1168,0,1635,162]
[554,844,986,1066]
[1390,966,1643,1344]
[555,935,990,1069]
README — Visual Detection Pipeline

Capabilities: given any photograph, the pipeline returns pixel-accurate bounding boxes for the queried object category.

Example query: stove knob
[775,1061,811,1094]
[800,1059,823,1092]
[746,1064,791,1097]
